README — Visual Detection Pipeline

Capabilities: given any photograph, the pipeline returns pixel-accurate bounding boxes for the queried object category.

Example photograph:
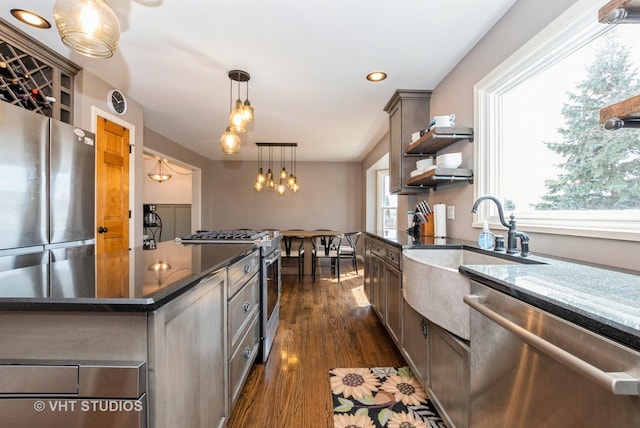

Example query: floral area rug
[330,366,445,428]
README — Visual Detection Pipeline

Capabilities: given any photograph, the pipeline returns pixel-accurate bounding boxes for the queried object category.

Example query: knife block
[420,214,435,237]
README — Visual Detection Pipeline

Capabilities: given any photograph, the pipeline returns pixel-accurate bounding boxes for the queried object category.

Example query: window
[377,170,397,239]
[475,0,640,241]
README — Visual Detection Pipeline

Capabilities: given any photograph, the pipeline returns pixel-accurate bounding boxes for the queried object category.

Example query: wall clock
[107,89,127,115]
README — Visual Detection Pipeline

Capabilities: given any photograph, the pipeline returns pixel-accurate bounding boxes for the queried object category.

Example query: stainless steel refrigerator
[0,101,96,298]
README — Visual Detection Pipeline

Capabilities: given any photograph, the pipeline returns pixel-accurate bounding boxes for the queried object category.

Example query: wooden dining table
[278,230,343,276]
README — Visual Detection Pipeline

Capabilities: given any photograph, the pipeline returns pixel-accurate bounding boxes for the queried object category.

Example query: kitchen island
[0,241,259,428]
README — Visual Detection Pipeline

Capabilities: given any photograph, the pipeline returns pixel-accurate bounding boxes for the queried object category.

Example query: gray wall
[387,0,639,271]
[209,160,362,233]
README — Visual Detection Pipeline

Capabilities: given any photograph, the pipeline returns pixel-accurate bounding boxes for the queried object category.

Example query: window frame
[473,0,640,242]
[377,169,397,239]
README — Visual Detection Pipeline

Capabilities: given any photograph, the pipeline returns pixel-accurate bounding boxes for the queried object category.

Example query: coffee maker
[143,204,159,227]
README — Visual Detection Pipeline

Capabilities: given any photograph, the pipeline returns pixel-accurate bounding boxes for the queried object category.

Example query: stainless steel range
[177,229,281,362]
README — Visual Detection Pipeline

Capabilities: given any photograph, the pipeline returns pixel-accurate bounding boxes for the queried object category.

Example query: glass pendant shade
[276,179,286,195]
[229,99,246,133]
[280,167,288,180]
[242,100,254,122]
[148,160,172,183]
[53,0,121,59]
[256,168,266,184]
[291,180,300,193]
[265,169,275,190]
[287,174,295,189]
[220,127,241,154]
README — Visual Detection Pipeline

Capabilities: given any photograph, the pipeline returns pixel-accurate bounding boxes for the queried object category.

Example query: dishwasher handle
[464,294,640,396]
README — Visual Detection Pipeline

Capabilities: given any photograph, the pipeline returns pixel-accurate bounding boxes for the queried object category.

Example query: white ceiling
[1,0,516,162]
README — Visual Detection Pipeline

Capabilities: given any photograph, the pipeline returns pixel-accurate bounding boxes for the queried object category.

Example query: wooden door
[96,117,130,298]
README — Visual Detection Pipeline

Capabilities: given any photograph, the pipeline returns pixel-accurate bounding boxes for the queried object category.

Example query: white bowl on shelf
[436,152,462,169]
[416,158,434,170]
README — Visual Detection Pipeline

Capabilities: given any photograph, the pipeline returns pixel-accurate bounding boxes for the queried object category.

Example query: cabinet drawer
[385,244,401,270]
[229,313,260,410]
[228,250,260,298]
[228,272,260,353]
[370,238,386,257]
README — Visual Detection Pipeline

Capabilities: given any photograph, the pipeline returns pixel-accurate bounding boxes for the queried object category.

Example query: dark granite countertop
[366,230,640,351]
[0,241,257,312]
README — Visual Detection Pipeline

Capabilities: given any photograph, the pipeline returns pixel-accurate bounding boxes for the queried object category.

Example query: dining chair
[311,234,343,282]
[339,231,361,275]
[281,234,305,281]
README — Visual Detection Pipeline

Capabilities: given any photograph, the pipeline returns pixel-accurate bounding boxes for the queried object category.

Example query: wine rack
[0,20,78,124]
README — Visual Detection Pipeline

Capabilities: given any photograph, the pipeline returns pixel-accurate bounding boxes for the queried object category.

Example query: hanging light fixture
[220,72,241,154]
[255,143,299,194]
[53,0,121,59]
[228,70,250,134]
[221,70,252,153]
[147,159,172,183]
[254,145,266,191]
[242,80,255,122]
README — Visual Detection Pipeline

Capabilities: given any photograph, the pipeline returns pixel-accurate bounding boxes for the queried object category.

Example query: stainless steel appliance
[0,101,95,298]
[177,229,282,362]
[465,280,640,427]
[260,235,281,362]
[0,360,146,427]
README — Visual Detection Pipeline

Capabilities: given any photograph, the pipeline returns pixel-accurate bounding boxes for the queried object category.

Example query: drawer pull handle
[243,347,252,359]
[243,264,251,274]
[242,301,251,312]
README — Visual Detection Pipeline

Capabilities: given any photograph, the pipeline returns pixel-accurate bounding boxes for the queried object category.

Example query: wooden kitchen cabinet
[384,90,432,194]
[384,245,402,347]
[147,268,228,428]
[371,253,385,322]
[428,321,470,428]
[402,300,429,388]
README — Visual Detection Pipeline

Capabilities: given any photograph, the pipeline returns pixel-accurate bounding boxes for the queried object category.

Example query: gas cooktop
[176,229,270,244]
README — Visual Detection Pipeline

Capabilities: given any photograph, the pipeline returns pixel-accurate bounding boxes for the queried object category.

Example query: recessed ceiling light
[10,9,51,29]
[366,71,387,82]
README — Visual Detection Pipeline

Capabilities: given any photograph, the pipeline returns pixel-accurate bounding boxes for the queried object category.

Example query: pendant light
[254,145,266,191]
[148,159,172,183]
[228,70,250,134]
[265,146,275,190]
[53,0,121,59]
[242,80,255,122]
[291,145,300,192]
[276,146,287,195]
[255,143,299,194]
[220,72,241,154]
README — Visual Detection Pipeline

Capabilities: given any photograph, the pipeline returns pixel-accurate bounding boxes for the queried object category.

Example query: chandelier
[254,143,299,194]
[147,159,172,183]
[220,70,254,154]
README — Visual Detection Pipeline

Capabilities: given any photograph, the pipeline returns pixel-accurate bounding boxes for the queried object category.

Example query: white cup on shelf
[433,114,455,127]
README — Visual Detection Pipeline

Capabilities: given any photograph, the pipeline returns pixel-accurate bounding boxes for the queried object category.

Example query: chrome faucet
[471,195,530,257]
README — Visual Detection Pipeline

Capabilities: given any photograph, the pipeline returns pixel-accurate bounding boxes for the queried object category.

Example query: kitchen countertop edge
[0,244,257,313]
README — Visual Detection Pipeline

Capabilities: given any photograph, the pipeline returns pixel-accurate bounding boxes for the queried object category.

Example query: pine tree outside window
[474,0,640,241]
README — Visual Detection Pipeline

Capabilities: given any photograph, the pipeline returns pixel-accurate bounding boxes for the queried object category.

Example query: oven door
[261,247,281,362]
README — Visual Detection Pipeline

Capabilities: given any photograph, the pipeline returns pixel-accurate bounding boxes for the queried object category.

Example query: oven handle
[264,254,280,266]
[464,294,640,396]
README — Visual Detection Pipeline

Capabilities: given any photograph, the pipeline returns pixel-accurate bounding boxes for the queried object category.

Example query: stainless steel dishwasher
[464,280,640,427]
[0,360,147,427]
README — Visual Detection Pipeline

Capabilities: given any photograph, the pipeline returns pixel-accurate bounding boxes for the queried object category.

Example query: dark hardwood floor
[227,263,406,427]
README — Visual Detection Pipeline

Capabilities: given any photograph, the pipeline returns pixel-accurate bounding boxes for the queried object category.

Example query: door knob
[98,226,108,234]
